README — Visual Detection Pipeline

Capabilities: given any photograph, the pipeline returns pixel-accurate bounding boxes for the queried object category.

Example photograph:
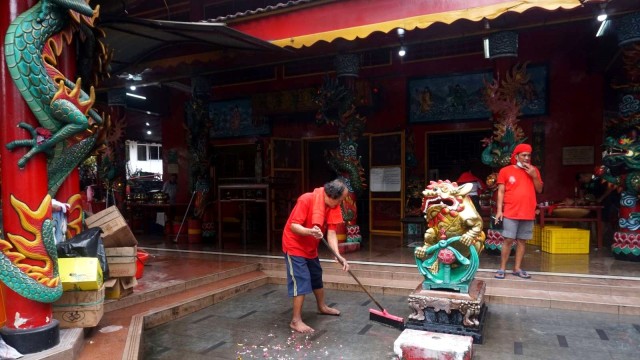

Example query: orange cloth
[311,187,326,227]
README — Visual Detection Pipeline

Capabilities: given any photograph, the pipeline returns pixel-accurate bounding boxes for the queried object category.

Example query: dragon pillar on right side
[598,38,640,261]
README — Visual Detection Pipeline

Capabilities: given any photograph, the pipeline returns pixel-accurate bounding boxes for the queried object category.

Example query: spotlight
[398,46,406,57]
[129,85,136,91]
[145,122,150,126]
[397,28,405,37]
[146,130,152,135]
[597,10,607,22]
[597,3,608,22]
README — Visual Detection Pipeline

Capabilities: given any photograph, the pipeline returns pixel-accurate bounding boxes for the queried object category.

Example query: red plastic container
[136,250,150,279]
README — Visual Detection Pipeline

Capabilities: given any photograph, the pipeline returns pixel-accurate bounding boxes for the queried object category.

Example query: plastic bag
[57,227,109,279]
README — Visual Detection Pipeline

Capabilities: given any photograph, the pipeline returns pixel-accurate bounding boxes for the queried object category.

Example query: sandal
[494,270,505,279]
[512,270,531,279]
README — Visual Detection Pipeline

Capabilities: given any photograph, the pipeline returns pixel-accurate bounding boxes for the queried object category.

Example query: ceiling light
[398,46,406,57]
[145,122,150,126]
[397,28,405,37]
[126,92,146,100]
[146,111,151,115]
[146,130,152,135]
[129,85,136,91]
[483,38,490,59]
[597,10,607,22]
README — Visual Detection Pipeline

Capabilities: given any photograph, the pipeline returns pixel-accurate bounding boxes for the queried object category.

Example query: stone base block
[406,279,487,343]
[393,329,473,360]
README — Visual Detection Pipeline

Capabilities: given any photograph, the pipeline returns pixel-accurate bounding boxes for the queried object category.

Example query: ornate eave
[229,0,583,48]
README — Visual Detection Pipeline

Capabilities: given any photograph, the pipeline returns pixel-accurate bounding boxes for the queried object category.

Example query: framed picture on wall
[208,98,270,138]
[408,70,493,123]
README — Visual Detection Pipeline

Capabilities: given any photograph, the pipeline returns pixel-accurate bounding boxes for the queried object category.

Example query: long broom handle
[321,237,385,312]
[174,190,197,243]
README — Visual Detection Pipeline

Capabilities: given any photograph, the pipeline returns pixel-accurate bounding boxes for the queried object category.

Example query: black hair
[324,179,347,200]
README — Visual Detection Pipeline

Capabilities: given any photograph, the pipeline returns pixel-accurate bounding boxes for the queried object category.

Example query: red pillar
[0,0,60,353]
[56,35,83,239]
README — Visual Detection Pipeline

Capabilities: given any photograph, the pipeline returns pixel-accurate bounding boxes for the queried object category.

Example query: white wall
[126,140,163,178]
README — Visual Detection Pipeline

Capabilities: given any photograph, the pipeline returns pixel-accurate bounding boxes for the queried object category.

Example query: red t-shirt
[497,165,542,220]
[282,188,344,258]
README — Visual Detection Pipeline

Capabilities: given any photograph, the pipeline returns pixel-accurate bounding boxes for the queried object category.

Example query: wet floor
[143,284,640,360]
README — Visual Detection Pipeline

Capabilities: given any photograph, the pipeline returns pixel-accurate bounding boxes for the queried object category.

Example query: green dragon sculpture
[1,0,105,303]
[4,0,104,196]
[0,196,60,303]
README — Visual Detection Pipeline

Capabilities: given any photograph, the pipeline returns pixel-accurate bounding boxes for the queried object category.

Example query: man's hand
[522,163,538,178]
[308,225,323,239]
[336,255,349,271]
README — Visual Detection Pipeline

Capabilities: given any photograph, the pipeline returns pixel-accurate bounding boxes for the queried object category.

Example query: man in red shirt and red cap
[494,144,544,279]
[282,179,350,333]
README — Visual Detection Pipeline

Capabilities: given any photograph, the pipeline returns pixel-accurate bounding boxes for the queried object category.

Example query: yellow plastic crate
[531,225,561,246]
[539,252,589,273]
[541,228,590,254]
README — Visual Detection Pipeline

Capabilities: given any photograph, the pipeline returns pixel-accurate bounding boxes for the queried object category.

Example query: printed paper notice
[370,167,401,192]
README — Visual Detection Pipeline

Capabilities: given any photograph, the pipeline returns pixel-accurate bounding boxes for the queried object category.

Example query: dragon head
[602,132,640,170]
[421,180,472,217]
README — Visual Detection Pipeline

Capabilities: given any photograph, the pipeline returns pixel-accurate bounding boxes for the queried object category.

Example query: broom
[321,237,405,330]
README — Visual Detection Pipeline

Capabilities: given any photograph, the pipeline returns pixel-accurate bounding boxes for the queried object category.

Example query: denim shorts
[284,253,323,297]
[501,218,534,240]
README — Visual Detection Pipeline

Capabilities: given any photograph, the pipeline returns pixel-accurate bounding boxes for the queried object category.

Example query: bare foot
[290,319,314,333]
[317,305,340,316]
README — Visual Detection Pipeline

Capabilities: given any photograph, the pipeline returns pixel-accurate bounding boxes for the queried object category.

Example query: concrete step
[105,262,261,313]
[262,261,640,315]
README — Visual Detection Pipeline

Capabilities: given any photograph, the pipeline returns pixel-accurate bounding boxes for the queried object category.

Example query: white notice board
[370,167,401,192]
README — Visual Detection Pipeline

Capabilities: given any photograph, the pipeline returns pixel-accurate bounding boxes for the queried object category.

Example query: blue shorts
[284,253,323,297]
[502,218,534,240]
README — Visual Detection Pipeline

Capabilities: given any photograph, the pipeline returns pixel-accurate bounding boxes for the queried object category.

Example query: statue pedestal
[405,279,487,344]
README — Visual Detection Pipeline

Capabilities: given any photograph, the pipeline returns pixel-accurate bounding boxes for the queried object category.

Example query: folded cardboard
[53,285,104,328]
[58,257,103,291]
[85,206,137,248]
[108,261,137,277]
[107,256,136,264]
[104,246,137,257]
[105,276,137,299]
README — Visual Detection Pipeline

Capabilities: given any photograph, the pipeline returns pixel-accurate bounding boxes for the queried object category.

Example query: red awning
[230,0,582,48]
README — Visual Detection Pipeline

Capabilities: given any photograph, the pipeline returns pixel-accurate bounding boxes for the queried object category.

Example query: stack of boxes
[104,246,138,299]
[85,206,139,300]
[54,257,105,328]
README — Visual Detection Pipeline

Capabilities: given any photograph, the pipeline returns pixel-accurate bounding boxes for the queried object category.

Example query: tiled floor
[143,283,640,360]
[64,233,640,360]
[141,233,640,277]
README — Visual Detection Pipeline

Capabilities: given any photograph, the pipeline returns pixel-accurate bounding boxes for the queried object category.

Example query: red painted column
[0,0,59,353]
[56,36,83,239]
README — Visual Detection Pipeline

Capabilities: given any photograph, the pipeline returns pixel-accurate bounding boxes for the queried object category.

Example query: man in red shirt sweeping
[494,144,544,279]
[282,179,350,333]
